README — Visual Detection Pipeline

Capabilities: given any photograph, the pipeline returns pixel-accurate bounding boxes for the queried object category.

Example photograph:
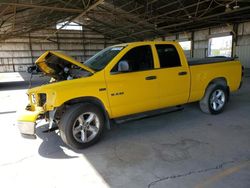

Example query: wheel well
[209,77,227,86]
[65,96,104,106]
[205,77,230,100]
[62,97,111,129]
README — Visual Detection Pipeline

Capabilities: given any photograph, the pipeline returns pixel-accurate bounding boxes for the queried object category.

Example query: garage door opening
[208,35,232,57]
[179,41,191,51]
[179,41,191,58]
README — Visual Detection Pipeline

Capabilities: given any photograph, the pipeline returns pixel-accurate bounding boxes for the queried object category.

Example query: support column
[56,32,60,50]
[28,32,34,65]
[191,31,194,58]
[82,26,86,62]
[232,23,238,58]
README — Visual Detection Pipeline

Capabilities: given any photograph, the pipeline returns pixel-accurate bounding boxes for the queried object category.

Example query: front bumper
[17,121,36,139]
[17,108,42,139]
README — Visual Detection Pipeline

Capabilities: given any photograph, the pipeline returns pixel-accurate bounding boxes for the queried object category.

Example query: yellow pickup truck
[17,41,243,149]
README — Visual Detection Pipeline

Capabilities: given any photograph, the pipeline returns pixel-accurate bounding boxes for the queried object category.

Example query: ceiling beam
[155,4,222,25]
[176,0,191,18]
[113,5,250,40]
[0,5,11,17]
[159,5,250,30]
[0,2,84,13]
[12,5,16,31]
[43,0,104,41]
[98,2,163,37]
[103,0,208,36]
[82,24,124,42]
[86,15,141,41]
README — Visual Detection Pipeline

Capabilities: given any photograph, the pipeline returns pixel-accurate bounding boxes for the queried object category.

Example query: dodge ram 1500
[17,41,243,149]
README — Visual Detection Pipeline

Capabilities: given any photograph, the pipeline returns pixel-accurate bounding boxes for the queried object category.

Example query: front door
[105,45,159,118]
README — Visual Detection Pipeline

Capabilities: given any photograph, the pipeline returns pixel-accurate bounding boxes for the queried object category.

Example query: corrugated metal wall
[163,21,250,68]
[1,21,250,72]
[0,28,117,72]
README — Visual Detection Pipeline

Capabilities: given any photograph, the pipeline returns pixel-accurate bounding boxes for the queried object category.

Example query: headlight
[31,93,37,104]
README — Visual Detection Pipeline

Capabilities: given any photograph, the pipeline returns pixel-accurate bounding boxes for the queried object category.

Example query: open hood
[35,51,95,78]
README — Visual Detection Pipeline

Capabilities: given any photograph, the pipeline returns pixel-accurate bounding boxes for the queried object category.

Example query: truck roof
[112,41,178,47]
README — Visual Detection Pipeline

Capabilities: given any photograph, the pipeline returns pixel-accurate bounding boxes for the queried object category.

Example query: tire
[59,103,105,149]
[199,84,229,114]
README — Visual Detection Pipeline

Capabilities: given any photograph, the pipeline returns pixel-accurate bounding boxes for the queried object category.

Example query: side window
[111,45,154,72]
[156,44,181,68]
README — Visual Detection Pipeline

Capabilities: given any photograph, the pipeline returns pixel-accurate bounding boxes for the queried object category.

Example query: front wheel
[59,103,105,149]
[199,84,229,114]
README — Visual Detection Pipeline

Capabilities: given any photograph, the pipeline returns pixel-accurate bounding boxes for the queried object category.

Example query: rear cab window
[111,45,154,73]
[155,44,181,68]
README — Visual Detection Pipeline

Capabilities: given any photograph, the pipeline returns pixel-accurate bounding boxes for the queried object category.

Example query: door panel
[105,71,159,118]
[153,44,190,108]
[155,67,190,108]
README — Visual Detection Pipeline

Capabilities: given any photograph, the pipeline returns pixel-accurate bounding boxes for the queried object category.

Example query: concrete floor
[0,73,250,188]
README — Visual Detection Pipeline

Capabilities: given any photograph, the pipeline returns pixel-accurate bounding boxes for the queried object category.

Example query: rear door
[105,45,159,118]
[153,44,190,108]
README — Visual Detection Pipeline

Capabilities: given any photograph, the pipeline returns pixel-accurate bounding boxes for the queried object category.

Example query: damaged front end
[34,51,95,83]
[17,91,49,139]
[17,107,43,139]
[17,51,95,139]
[17,100,61,139]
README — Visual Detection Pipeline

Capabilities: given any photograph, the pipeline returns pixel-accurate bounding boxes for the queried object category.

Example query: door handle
[178,71,187,76]
[145,76,157,80]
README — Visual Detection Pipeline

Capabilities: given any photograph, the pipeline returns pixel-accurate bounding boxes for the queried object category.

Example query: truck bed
[188,57,235,66]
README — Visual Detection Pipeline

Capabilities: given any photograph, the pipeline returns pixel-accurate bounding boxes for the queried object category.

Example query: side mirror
[118,60,129,72]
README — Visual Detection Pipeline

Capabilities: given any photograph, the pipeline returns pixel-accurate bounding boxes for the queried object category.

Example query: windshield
[84,46,124,71]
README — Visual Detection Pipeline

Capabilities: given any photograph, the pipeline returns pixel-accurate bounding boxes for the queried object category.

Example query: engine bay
[39,52,92,82]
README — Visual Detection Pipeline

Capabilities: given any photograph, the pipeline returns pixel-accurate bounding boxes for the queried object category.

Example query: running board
[114,106,184,124]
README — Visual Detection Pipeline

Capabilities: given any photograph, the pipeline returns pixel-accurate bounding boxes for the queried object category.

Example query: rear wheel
[199,84,228,114]
[59,103,105,149]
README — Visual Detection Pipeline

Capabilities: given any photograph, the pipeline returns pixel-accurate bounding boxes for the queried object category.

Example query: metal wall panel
[193,49,206,58]
[236,45,250,67]
[2,21,250,73]
[194,29,209,41]
[0,29,117,72]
